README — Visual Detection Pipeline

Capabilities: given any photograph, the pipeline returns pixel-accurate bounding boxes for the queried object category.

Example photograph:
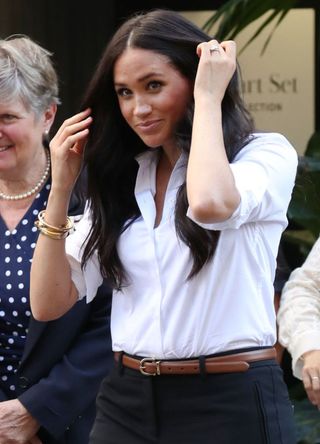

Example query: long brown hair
[81,9,254,289]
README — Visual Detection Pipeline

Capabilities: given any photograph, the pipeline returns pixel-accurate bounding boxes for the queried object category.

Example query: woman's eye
[1,115,17,123]
[148,81,162,90]
[117,88,131,97]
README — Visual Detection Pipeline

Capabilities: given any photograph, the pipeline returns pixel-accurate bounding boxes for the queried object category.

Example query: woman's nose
[134,100,152,117]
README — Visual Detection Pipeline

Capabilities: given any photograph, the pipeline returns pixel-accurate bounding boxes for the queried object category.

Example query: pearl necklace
[0,150,51,201]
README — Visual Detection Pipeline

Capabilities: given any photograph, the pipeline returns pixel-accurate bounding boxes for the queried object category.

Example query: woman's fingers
[304,379,320,408]
[196,39,220,57]
[50,111,92,155]
[54,108,91,139]
[196,39,236,59]
[220,40,237,59]
[302,353,320,408]
[194,39,237,101]
[53,117,92,146]
[70,133,89,156]
[43,110,91,194]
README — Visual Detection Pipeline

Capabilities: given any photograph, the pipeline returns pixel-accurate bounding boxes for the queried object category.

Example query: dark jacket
[18,284,112,443]
[4,193,113,443]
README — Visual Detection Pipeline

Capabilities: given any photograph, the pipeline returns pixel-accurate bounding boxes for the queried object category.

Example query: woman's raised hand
[49,108,92,194]
[194,40,237,104]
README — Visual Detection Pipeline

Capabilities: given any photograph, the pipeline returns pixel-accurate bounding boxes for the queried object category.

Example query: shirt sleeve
[277,237,320,380]
[65,205,103,303]
[187,133,298,230]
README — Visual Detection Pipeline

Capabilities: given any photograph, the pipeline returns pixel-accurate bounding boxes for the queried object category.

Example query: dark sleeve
[18,285,113,439]
[0,389,8,402]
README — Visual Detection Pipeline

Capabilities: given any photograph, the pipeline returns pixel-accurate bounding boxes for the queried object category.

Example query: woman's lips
[136,120,162,134]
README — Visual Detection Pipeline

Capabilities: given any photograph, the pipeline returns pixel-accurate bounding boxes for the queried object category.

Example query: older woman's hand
[0,399,41,443]
[301,349,320,408]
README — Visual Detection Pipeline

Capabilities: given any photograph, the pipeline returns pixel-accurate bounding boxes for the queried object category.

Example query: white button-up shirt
[66,132,297,358]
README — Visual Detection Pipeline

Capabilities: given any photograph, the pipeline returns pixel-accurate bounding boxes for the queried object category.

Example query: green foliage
[203,0,299,54]
[293,398,320,444]
[283,132,320,266]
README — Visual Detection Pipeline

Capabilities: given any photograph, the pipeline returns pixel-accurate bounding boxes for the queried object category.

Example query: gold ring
[311,376,319,380]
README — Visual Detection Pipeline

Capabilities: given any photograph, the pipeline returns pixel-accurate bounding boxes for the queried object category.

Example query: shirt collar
[135,150,187,196]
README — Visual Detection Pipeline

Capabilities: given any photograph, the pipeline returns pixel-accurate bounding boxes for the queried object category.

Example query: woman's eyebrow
[114,71,164,87]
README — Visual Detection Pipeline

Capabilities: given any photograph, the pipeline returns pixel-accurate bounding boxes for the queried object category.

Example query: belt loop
[199,355,207,378]
[117,351,124,375]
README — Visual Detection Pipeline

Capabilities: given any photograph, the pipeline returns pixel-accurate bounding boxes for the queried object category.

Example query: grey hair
[0,35,60,116]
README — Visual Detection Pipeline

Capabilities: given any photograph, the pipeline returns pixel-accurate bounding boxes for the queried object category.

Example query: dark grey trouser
[90,352,296,444]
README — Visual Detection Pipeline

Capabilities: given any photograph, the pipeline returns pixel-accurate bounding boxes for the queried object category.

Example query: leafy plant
[203,0,299,54]
[282,132,320,268]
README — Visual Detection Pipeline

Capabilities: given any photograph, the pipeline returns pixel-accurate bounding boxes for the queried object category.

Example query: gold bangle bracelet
[36,226,71,240]
[35,210,74,234]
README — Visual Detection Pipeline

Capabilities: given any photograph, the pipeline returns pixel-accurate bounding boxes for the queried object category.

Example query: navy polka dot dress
[0,181,50,398]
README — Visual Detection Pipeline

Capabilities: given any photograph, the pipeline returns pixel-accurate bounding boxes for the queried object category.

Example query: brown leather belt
[114,348,276,376]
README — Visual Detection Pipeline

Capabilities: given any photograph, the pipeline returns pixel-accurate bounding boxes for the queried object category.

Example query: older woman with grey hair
[0,36,112,444]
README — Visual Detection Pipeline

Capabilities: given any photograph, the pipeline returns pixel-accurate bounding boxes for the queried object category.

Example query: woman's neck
[0,148,50,199]
[160,144,181,169]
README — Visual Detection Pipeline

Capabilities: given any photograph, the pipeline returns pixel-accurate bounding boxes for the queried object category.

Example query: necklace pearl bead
[0,150,51,201]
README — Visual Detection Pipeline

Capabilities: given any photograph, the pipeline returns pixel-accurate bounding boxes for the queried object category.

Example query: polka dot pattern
[0,180,50,396]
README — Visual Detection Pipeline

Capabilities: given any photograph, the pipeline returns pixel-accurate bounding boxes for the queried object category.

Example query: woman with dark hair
[30,9,297,444]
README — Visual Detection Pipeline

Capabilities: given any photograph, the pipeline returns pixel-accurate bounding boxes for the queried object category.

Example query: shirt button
[18,376,30,389]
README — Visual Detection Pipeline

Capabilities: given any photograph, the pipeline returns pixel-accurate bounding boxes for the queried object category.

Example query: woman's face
[0,99,54,179]
[114,47,192,153]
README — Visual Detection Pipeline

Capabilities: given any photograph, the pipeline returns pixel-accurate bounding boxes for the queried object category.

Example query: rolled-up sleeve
[65,207,103,303]
[277,237,320,379]
[187,133,298,231]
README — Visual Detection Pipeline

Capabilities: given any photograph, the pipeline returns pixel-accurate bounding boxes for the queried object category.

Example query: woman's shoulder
[235,131,297,163]
[249,131,294,147]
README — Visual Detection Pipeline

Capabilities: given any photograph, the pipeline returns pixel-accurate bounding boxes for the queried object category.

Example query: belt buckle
[139,357,161,376]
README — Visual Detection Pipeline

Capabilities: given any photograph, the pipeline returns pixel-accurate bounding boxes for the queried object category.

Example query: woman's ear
[43,103,57,132]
